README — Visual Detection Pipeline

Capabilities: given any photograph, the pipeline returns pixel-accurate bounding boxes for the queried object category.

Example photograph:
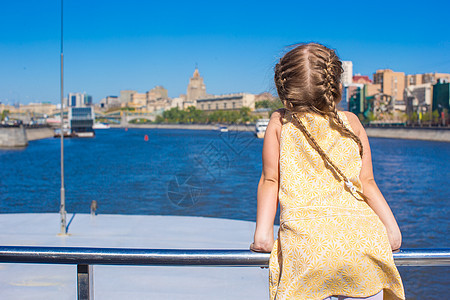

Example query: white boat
[93,122,111,129]
[255,119,269,138]
[74,131,95,138]
[218,125,228,132]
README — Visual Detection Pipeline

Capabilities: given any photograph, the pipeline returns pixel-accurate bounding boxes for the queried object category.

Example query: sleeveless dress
[269,111,405,300]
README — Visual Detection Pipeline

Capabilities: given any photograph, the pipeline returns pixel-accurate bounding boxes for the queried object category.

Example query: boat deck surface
[0,213,269,299]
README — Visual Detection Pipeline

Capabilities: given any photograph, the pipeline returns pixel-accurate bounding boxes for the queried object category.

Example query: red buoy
[144,135,149,141]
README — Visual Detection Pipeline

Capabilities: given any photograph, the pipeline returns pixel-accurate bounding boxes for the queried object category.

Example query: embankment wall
[0,126,54,148]
[0,126,28,148]
[365,127,450,142]
[25,127,55,141]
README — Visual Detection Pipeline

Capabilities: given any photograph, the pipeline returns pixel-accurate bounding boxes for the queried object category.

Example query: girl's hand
[387,227,402,251]
[250,238,274,253]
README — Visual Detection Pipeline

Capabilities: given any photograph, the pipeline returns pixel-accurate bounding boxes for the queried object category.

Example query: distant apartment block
[147,86,168,102]
[99,96,120,110]
[197,93,255,111]
[405,72,450,88]
[18,103,57,115]
[341,61,353,86]
[68,93,92,107]
[119,90,136,105]
[353,75,372,84]
[130,93,147,108]
[433,79,450,113]
[373,69,405,111]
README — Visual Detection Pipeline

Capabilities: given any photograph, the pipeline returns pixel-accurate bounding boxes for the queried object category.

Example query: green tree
[1,109,10,121]
[432,110,440,125]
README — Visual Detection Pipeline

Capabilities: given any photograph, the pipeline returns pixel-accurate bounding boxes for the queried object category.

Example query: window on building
[216,104,218,110]
[224,103,227,109]
[201,104,204,109]
[208,104,211,110]
[232,102,235,108]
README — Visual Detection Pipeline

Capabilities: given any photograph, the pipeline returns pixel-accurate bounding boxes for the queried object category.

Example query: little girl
[251,43,405,300]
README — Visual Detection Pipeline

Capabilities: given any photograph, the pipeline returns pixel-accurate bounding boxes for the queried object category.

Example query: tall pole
[59,0,67,235]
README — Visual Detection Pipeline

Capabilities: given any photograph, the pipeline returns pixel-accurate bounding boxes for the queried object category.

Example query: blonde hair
[275,43,366,200]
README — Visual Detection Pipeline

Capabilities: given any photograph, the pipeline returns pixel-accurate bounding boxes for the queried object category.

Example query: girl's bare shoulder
[342,111,363,136]
[269,108,286,127]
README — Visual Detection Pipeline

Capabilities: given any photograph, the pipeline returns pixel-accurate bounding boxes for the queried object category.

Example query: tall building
[119,90,136,104]
[186,68,207,105]
[67,93,92,107]
[341,61,353,86]
[373,69,405,111]
[406,72,450,88]
[433,79,450,113]
[339,61,354,111]
[147,86,168,102]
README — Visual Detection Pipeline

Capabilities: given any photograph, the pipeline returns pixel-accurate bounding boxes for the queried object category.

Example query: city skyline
[1,0,449,104]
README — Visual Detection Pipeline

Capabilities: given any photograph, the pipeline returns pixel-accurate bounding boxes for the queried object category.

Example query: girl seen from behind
[250,43,405,300]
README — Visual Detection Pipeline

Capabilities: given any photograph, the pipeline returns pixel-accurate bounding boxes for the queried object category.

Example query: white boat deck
[0,213,269,299]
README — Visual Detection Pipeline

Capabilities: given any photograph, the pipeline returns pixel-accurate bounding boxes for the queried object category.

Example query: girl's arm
[344,112,402,251]
[250,111,282,253]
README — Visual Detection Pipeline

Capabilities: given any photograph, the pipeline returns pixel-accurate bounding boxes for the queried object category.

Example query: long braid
[328,101,364,158]
[292,113,368,201]
[322,51,364,158]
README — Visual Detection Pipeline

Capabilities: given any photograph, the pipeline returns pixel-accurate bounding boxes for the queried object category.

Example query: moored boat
[93,122,111,129]
[255,119,269,138]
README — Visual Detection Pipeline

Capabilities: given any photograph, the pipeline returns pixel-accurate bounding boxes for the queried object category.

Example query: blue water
[0,128,449,299]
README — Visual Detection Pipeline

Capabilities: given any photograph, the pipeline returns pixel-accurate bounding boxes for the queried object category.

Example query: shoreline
[111,123,450,142]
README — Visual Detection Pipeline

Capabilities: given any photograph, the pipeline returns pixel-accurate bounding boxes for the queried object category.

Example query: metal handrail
[1,246,449,300]
[1,246,449,267]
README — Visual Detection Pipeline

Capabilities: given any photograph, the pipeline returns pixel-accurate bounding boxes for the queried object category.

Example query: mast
[59,0,67,235]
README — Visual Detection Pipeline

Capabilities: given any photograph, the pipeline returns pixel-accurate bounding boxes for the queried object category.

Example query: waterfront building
[147,86,168,102]
[432,79,450,114]
[373,69,405,111]
[197,93,255,111]
[67,93,93,108]
[146,86,170,112]
[186,67,207,105]
[119,90,136,105]
[404,83,433,115]
[341,61,353,86]
[169,97,184,109]
[254,92,277,103]
[18,103,57,116]
[342,84,363,112]
[99,96,121,110]
[130,93,147,108]
[405,72,450,88]
[353,75,372,84]
[348,83,396,120]
[68,106,95,136]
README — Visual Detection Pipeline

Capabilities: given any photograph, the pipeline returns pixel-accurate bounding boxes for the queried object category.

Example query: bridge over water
[96,111,160,126]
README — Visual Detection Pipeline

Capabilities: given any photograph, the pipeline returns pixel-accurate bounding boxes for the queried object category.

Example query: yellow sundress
[269,111,405,300]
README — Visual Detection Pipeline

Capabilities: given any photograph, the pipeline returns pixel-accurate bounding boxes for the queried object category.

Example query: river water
[0,128,449,299]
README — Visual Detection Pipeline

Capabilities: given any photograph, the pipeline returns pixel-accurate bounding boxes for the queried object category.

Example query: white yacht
[255,119,269,138]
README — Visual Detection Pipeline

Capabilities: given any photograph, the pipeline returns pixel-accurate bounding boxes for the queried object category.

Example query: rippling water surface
[0,128,449,299]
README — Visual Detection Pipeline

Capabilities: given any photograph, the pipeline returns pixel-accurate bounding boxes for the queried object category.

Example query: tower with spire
[186,66,206,105]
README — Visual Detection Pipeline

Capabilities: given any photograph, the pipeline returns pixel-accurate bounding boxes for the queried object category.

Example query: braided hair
[275,43,366,200]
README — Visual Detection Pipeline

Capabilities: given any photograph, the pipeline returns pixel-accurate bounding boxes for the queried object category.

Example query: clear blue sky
[1,0,449,104]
